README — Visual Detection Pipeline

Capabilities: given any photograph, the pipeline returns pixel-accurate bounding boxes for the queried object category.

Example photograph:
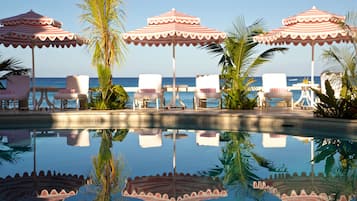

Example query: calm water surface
[0,127,355,201]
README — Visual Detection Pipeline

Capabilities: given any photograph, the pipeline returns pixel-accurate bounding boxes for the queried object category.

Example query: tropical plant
[92,129,127,201]
[313,137,357,198]
[312,80,357,119]
[0,56,29,88]
[78,0,127,109]
[313,11,357,119]
[204,17,288,109]
[314,137,357,178]
[89,65,129,109]
[203,131,286,199]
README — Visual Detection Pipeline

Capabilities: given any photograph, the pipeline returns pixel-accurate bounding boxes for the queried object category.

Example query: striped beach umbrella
[0,10,86,109]
[123,8,226,108]
[253,6,356,106]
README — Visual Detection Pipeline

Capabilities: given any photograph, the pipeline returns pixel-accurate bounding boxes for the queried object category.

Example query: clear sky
[0,0,356,77]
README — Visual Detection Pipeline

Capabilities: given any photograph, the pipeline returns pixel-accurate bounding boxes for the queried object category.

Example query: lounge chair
[261,73,293,109]
[65,129,90,147]
[0,129,31,148]
[262,133,287,148]
[135,128,162,148]
[54,75,89,110]
[0,75,30,110]
[133,74,164,110]
[196,130,220,146]
[193,74,221,110]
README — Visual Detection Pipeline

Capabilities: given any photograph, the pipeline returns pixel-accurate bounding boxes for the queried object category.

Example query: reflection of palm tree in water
[204,131,286,199]
[92,129,128,201]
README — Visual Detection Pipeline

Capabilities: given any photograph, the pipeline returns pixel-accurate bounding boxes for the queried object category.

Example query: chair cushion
[199,88,216,93]
[0,90,13,95]
[266,88,292,98]
[140,89,156,93]
[58,88,77,93]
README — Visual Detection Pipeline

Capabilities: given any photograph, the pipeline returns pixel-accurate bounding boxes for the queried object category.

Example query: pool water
[0,128,356,201]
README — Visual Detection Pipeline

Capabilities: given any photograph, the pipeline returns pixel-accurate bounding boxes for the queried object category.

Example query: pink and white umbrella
[0,10,86,109]
[253,6,356,105]
[123,8,226,108]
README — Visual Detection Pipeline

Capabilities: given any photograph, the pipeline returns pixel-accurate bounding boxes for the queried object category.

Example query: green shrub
[312,80,357,119]
[90,84,128,110]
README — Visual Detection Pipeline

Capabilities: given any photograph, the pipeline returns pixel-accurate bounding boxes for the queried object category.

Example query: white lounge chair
[135,128,162,148]
[261,73,293,109]
[262,133,287,148]
[133,74,164,110]
[196,130,220,147]
[0,75,30,110]
[54,75,89,110]
[66,129,90,147]
[193,74,221,110]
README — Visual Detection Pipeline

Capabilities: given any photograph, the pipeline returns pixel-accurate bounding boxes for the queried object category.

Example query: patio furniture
[0,75,30,110]
[262,133,287,148]
[261,73,293,109]
[54,75,89,110]
[193,74,221,110]
[133,74,164,110]
[196,130,220,147]
[135,128,163,148]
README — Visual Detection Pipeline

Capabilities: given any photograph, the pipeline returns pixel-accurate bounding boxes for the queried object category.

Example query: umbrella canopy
[123,8,226,108]
[253,6,356,106]
[0,170,92,201]
[123,172,227,201]
[0,10,86,109]
[253,172,354,201]
[123,130,227,201]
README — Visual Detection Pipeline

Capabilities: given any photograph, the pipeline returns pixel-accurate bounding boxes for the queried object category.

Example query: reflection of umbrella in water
[253,172,352,201]
[123,9,226,108]
[0,10,86,109]
[0,129,91,201]
[123,130,227,201]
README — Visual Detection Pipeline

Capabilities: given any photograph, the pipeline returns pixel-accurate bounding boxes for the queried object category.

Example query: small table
[163,85,188,109]
[293,83,319,108]
[34,86,63,110]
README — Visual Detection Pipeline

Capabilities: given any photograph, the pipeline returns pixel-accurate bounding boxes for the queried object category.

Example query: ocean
[34,76,320,88]
[32,76,320,109]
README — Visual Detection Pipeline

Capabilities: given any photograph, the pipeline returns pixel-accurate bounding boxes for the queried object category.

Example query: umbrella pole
[310,45,315,106]
[171,44,176,107]
[173,130,176,173]
[31,47,36,110]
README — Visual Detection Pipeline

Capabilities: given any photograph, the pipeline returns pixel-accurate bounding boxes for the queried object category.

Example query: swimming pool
[0,127,355,200]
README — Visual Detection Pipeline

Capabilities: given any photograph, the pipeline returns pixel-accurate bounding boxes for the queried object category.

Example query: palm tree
[0,56,29,89]
[92,129,126,201]
[78,0,127,109]
[204,131,286,200]
[312,11,357,119]
[204,17,288,109]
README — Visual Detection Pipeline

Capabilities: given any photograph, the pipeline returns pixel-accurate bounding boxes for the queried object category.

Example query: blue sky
[0,0,356,77]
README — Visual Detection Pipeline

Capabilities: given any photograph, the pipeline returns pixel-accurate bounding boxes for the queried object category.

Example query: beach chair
[262,133,287,148]
[196,130,220,147]
[135,128,162,148]
[54,75,89,110]
[193,74,221,110]
[261,73,293,109]
[0,75,30,110]
[133,74,164,110]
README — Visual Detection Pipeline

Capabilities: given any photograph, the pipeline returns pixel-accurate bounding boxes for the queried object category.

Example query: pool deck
[0,107,356,140]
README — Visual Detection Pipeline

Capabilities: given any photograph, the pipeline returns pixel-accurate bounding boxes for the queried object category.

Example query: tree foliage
[204,17,287,109]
